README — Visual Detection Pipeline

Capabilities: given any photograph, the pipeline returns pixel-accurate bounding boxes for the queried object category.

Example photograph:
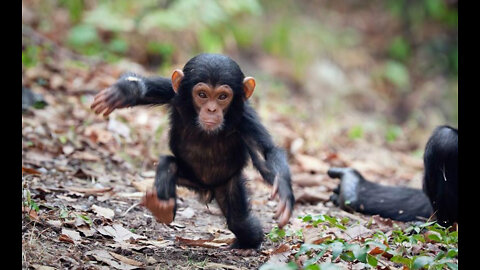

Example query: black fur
[423,125,458,226]
[109,53,294,249]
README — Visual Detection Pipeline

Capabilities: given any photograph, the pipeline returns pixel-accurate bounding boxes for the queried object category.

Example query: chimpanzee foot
[140,189,175,224]
[327,167,363,210]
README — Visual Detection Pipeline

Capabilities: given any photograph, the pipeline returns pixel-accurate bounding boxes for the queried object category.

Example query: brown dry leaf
[68,186,113,195]
[31,265,56,270]
[59,234,75,244]
[46,220,62,228]
[109,252,143,267]
[22,166,41,175]
[84,125,115,145]
[176,236,229,248]
[77,225,96,237]
[61,228,82,244]
[85,250,139,270]
[272,243,290,254]
[22,205,40,220]
[71,151,101,162]
[292,173,324,187]
[203,262,242,270]
[131,179,153,192]
[294,189,330,204]
[344,224,373,240]
[302,227,334,244]
[295,154,329,173]
[96,223,146,242]
[91,204,115,220]
[138,239,174,248]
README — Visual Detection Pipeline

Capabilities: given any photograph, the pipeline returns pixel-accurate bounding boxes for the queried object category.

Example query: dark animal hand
[270,176,294,228]
[90,85,135,117]
[140,189,175,224]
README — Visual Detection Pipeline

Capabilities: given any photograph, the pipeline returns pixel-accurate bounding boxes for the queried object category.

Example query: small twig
[122,202,141,216]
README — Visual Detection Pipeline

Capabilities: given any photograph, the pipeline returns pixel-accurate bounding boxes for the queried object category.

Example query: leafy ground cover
[22,1,457,269]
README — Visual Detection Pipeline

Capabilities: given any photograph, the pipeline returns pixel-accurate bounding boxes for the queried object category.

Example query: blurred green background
[22,0,457,151]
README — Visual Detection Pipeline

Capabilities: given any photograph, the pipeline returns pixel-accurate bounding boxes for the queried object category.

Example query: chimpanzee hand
[270,175,294,228]
[91,77,144,117]
[140,189,175,224]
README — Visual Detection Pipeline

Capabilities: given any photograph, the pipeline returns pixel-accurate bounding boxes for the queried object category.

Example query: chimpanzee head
[170,54,256,134]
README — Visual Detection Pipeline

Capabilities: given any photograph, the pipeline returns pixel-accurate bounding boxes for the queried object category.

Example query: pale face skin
[192,82,234,132]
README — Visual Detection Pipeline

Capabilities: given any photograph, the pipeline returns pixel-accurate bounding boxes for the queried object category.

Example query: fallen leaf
[71,151,101,162]
[131,179,153,193]
[68,186,113,195]
[46,220,62,227]
[22,166,41,175]
[294,189,330,204]
[92,204,115,220]
[61,228,82,244]
[109,252,143,267]
[85,250,138,270]
[77,225,96,237]
[97,223,146,242]
[176,236,228,248]
[295,154,329,173]
[203,262,242,270]
[344,225,373,240]
[272,243,290,254]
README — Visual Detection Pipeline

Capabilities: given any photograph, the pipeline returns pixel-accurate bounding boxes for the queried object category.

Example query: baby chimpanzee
[91,54,295,251]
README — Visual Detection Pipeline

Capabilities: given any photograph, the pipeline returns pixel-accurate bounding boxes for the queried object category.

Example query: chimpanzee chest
[175,133,248,185]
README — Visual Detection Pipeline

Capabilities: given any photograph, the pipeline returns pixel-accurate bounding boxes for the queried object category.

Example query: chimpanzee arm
[91,72,175,116]
[240,105,294,227]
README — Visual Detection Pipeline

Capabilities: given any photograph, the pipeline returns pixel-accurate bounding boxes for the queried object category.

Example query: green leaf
[391,255,412,266]
[67,24,99,48]
[446,262,458,270]
[427,233,442,242]
[330,241,344,260]
[412,256,434,270]
[388,36,410,61]
[340,251,355,262]
[367,254,378,267]
[348,125,363,140]
[383,60,410,88]
[446,248,458,258]
[351,244,367,263]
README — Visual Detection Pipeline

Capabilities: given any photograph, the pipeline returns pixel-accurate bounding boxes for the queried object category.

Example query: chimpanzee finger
[327,167,349,179]
[275,200,286,219]
[91,89,111,108]
[278,203,292,228]
[102,100,123,117]
[93,102,110,115]
[270,176,279,200]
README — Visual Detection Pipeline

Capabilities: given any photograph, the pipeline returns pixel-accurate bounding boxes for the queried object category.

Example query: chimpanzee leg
[214,175,264,249]
[423,126,458,226]
[147,155,178,221]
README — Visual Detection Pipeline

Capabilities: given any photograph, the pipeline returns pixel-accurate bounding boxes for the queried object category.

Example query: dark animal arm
[117,72,176,106]
[240,106,291,187]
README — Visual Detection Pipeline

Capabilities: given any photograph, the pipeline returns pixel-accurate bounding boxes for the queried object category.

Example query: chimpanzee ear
[171,69,184,93]
[243,77,256,100]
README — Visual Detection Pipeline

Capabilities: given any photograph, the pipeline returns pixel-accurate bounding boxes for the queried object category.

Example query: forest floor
[21,45,458,269]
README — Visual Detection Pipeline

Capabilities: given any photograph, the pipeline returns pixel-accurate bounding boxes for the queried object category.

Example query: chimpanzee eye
[198,92,207,98]
[218,93,228,100]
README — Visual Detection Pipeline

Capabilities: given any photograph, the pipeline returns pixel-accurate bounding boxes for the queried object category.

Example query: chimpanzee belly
[174,135,248,186]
